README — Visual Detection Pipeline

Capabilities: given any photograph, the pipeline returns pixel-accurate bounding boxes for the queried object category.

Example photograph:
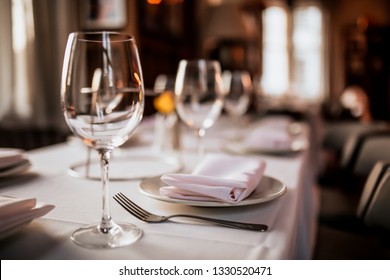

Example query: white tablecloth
[0,115,319,259]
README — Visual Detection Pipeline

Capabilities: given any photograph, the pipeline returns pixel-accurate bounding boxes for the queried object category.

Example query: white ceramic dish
[139,175,287,207]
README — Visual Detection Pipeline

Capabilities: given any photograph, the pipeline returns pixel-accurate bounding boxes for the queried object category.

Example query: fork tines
[113,192,150,221]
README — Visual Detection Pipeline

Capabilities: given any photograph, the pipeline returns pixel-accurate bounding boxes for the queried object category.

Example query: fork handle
[167,214,268,231]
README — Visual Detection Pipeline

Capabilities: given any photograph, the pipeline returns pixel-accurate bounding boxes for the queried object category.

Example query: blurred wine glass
[222,70,252,122]
[61,31,144,248]
[252,74,269,116]
[174,59,224,160]
[152,74,181,151]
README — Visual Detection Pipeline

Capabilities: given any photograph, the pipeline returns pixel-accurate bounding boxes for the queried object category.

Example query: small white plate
[68,155,183,181]
[139,175,287,207]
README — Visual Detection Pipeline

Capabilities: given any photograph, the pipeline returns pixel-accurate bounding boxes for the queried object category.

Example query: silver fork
[113,192,268,231]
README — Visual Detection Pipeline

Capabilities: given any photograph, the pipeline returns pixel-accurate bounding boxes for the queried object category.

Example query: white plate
[68,155,183,181]
[139,175,287,207]
[222,138,307,156]
[0,202,55,239]
[0,159,31,178]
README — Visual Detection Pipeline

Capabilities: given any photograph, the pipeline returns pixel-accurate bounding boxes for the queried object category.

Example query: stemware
[222,70,253,122]
[252,74,269,116]
[61,31,144,248]
[152,74,180,151]
[174,59,224,160]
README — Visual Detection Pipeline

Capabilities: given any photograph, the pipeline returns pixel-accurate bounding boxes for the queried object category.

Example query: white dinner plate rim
[139,175,287,207]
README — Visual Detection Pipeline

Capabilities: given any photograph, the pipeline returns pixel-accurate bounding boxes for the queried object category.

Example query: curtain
[0,0,77,131]
[0,0,13,121]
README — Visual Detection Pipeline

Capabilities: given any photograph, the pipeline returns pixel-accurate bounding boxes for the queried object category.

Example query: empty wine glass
[252,74,269,116]
[174,59,224,160]
[61,31,144,248]
[222,70,253,122]
[152,74,181,152]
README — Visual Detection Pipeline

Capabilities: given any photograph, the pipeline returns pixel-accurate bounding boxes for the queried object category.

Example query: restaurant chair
[317,128,390,241]
[319,128,390,230]
[341,129,390,185]
[357,161,390,231]
[323,121,387,159]
[319,121,388,186]
[314,161,390,259]
[320,130,390,220]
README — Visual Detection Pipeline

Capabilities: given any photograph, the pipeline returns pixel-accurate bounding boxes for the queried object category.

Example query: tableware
[0,159,31,177]
[68,154,182,181]
[61,31,144,248]
[0,196,54,239]
[222,70,252,121]
[139,175,287,207]
[0,148,31,177]
[160,153,266,203]
[174,59,225,161]
[223,137,307,156]
[114,192,268,231]
[252,74,269,116]
[152,74,181,151]
[0,148,25,168]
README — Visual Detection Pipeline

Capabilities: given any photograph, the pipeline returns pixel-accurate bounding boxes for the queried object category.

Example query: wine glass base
[71,222,142,249]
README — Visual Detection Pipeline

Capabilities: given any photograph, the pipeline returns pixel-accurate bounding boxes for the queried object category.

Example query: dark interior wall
[133,0,390,120]
[135,1,199,89]
[325,0,390,120]
[3,0,390,151]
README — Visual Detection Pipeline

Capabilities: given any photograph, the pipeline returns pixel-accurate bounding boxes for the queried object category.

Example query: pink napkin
[238,116,295,150]
[160,154,266,203]
[243,127,294,150]
[0,196,55,238]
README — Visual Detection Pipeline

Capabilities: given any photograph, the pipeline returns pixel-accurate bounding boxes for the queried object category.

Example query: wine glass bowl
[174,60,224,159]
[222,70,253,120]
[61,31,144,248]
[252,74,269,116]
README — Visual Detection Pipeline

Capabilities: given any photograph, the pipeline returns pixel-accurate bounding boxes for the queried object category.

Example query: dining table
[0,113,321,260]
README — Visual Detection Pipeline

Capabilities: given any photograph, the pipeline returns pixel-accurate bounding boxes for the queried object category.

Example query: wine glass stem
[197,128,206,162]
[98,148,114,233]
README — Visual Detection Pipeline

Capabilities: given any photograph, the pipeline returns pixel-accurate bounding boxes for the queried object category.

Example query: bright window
[261,6,289,96]
[261,3,325,101]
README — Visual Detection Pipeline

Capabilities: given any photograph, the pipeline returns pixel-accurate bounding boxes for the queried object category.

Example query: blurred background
[2,0,390,260]
[1,0,390,150]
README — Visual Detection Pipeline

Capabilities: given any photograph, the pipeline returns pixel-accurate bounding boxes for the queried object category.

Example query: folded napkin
[160,154,266,203]
[0,148,26,170]
[243,125,294,150]
[0,196,55,238]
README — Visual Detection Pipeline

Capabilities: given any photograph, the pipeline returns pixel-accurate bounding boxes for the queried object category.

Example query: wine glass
[174,59,224,160]
[152,74,180,152]
[222,70,253,122]
[61,31,144,248]
[252,74,269,116]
